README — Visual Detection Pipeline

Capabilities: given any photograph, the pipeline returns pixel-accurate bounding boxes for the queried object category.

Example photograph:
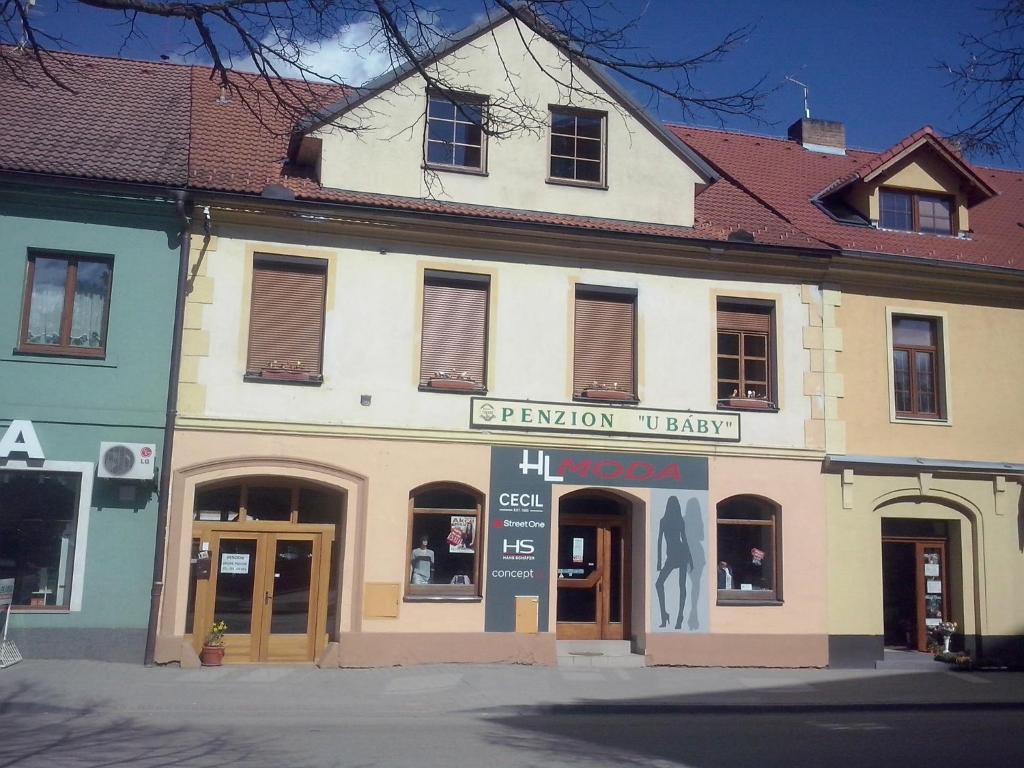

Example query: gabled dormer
[291,10,716,228]
[816,126,997,238]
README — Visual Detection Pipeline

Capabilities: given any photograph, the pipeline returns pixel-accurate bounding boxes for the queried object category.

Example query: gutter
[144,190,191,666]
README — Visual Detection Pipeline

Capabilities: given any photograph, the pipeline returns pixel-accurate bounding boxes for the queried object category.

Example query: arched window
[716,496,780,602]
[407,484,483,598]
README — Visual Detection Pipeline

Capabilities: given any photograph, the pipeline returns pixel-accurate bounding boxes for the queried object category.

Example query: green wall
[0,186,180,656]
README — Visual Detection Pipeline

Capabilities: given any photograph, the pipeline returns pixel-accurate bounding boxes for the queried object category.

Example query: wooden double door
[556,513,630,640]
[192,525,334,663]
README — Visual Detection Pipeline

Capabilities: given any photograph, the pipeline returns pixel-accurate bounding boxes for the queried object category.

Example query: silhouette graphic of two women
[655,497,705,630]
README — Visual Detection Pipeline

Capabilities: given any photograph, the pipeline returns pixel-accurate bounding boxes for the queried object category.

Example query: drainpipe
[144,190,191,666]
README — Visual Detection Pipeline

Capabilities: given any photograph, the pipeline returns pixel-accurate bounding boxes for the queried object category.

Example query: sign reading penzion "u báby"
[470,398,740,442]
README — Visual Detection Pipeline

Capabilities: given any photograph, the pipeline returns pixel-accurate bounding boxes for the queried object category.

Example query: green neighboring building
[0,53,190,661]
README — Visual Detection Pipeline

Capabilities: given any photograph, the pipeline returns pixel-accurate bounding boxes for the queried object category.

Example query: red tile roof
[0,47,191,186]
[2,49,1022,271]
[672,125,1024,270]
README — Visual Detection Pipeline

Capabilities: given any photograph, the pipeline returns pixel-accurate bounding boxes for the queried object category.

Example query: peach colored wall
[708,456,827,635]
[838,292,1024,463]
[160,430,826,664]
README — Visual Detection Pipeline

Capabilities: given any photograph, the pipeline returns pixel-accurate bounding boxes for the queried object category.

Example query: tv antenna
[786,75,811,119]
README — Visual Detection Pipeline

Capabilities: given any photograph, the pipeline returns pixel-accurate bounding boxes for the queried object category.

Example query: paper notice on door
[221,553,250,574]
[927,580,942,594]
[925,617,941,627]
[572,537,584,563]
[924,563,940,577]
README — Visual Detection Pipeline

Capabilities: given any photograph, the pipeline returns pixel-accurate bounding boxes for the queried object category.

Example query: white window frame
[1,459,93,612]
[884,306,953,426]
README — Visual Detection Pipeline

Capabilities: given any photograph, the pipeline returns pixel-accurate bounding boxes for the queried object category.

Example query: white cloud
[264,21,399,86]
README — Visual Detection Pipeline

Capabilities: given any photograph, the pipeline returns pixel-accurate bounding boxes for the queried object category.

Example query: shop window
[425,92,487,172]
[419,271,489,393]
[892,314,944,419]
[549,107,606,186]
[19,252,112,357]
[716,299,776,410]
[716,495,780,602]
[193,479,342,524]
[879,189,954,235]
[406,484,483,598]
[0,470,81,608]
[573,285,637,402]
[245,255,327,384]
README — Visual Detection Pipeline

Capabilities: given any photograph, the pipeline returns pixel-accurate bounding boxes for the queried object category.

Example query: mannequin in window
[717,561,734,590]
[410,535,434,584]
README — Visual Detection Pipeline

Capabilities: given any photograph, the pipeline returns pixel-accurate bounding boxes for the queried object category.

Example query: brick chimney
[788,118,846,155]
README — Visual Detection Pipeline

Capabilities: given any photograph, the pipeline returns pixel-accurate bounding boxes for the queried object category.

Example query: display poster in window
[220,553,250,575]
[485,447,708,633]
[448,515,475,553]
[0,579,14,610]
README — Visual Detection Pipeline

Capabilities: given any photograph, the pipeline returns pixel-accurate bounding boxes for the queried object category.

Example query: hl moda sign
[470,398,740,442]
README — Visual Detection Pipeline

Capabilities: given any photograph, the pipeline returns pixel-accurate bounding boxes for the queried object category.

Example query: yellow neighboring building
[683,122,1024,667]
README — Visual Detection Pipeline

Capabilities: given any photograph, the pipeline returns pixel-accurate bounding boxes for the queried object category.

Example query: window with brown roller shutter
[419,271,489,392]
[573,286,637,401]
[716,299,776,410]
[245,256,327,383]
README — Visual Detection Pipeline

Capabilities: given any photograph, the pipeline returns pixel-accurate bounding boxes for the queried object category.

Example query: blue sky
[28,0,1016,164]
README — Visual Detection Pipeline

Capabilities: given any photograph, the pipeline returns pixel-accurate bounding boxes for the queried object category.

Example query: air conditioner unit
[97,442,156,480]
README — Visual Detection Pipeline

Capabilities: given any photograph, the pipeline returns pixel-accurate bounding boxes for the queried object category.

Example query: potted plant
[255,360,316,382]
[426,370,482,392]
[719,388,773,410]
[931,620,957,654]
[581,382,632,401]
[200,620,228,666]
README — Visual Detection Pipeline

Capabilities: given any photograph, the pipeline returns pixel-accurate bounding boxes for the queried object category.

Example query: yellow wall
[827,472,1023,639]
[838,291,1024,463]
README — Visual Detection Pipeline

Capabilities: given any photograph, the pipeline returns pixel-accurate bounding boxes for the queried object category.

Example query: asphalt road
[1,662,1022,767]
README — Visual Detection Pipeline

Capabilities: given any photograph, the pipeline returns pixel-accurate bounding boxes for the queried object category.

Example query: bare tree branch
[1,0,768,136]
[942,0,1024,159]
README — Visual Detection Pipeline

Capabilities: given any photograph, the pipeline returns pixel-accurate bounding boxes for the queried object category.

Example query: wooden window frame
[547,106,608,189]
[18,252,113,359]
[892,314,944,420]
[716,300,777,411]
[405,485,484,600]
[419,270,489,394]
[716,496,782,605]
[244,255,327,386]
[573,284,638,403]
[192,478,343,525]
[879,189,955,235]
[424,91,488,175]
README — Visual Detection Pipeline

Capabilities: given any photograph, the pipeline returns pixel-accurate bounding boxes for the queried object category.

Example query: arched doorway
[556,490,631,640]
[186,477,344,663]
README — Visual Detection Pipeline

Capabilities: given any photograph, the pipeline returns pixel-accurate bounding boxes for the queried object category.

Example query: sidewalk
[3,659,1023,721]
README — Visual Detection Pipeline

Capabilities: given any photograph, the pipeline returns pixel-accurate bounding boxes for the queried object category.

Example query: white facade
[313,16,705,228]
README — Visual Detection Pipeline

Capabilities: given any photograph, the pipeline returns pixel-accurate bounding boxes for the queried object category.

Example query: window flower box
[720,397,773,410]
[582,388,633,401]
[426,377,483,392]
[255,367,316,382]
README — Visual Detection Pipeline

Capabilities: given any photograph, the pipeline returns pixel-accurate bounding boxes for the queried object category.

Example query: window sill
[574,392,639,406]
[546,177,608,191]
[419,380,487,395]
[243,373,323,387]
[10,606,71,614]
[11,347,110,364]
[717,398,778,413]
[4,351,117,368]
[403,594,482,604]
[892,414,951,427]
[422,163,488,177]
[716,596,783,607]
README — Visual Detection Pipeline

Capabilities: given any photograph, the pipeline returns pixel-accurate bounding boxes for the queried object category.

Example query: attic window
[879,189,953,235]
[425,93,486,173]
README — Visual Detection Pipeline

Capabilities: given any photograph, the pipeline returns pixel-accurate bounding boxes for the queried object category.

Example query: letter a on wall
[0,420,45,461]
